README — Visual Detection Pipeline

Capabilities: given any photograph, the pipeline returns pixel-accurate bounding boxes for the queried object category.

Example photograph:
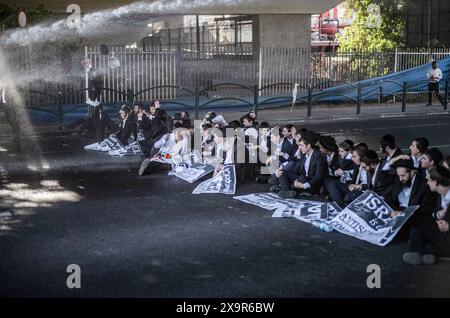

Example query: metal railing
[20,79,449,125]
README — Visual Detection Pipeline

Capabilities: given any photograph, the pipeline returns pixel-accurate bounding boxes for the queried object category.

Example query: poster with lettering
[329,191,418,246]
[192,164,236,195]
[233,193,342,224]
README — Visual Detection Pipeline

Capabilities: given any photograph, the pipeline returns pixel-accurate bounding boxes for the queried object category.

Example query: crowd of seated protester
[74,100,450,266]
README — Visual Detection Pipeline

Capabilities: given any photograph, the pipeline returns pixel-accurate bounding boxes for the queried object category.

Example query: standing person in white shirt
[426,61,445,107]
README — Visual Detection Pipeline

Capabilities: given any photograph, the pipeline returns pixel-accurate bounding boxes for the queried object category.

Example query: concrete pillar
[256,14,311,49]
[253,14,311,88]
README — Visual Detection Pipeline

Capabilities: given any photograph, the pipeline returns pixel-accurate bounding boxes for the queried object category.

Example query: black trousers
[428,82,444,105]
[324,178,349,204]
[409,221,450,257]
[279,171,315,193]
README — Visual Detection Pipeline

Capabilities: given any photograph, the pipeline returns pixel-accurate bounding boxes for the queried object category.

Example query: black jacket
[280,138,298,163]
[115,117,137,146]
[385,173,428,211]
[377,148,403,194]
[327,151,340,178]
[291,149,328,194]
[366,164,394,196]
[91,110,115,142]
[137,114,153,140]
[87,69,104,103]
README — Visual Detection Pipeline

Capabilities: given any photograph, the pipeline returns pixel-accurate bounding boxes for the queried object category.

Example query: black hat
[362,149,380,165]
[392,158,415,170]
[426,147,444,164]
[343,139,354,148]
[319,135,338,152]
[436,165,450,179]
[380,134,396,149]
[301,130,318,145]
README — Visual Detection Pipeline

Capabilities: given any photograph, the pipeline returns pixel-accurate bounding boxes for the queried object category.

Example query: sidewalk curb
[271,110,450,124]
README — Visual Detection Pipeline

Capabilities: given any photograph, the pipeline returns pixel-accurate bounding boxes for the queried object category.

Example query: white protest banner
[123,141,144,156]
[169,163,215,183]
[193,164,236,195]
[233,193,341,224]
[169,151,215,183]
[329,191,418,246]
[99,136,122,152]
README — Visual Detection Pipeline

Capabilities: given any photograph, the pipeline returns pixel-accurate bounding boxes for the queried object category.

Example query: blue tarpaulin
[308,56,450,103]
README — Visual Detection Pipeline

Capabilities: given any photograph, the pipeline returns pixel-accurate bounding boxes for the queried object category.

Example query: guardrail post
[127,88,134,106]
[57,90,63,127]
[444,80,448,111]
[194,86,200,120]
[253,85,259,117]
[402,81,407,113]
[356,83,362,115]
[307,85,312,117]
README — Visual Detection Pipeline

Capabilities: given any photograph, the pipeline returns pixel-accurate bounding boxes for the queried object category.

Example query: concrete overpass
[3,0,342,47]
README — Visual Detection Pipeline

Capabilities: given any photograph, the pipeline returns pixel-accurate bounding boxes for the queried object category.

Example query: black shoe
[278,190,298,199]
[268,175,280,185]
[270,185,281,193]
[256,175,269,184]
[425,103,432,107]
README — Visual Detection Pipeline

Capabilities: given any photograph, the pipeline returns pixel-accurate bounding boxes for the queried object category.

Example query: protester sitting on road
[390,137,430,177]
[403,166,450,265]
[138,126,190,176]
[385,158,429,218]
[341,143,369,205]
[378,134,403,193]
[318,135,340,179]
[273,130,327,199]
[421,147,444,178]
[336,140,356,183]
[240,110,258,128]
[111,106,137,146]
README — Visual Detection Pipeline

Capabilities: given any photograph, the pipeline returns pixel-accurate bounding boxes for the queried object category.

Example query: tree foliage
[337,0,406,51]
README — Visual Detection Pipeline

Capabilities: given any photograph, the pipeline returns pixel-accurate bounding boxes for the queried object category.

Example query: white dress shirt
[427,67,443,82]
[398,175,416,209]
[302,150,314,190]
[441,189,450,211]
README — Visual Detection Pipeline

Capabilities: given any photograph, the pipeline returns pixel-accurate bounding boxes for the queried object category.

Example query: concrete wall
[253,14,311,49]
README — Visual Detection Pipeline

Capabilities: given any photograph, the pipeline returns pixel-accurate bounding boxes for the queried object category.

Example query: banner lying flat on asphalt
[169,163,215,183]
[193,165,236,195]
[84,137,143,157]
[329,191,418,246]
[233,193,342,224]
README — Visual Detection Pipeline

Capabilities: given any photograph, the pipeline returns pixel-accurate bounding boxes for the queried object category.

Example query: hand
[266,157,273,166]
[335,168,344,176]
[275,169,283,178]
[390,211,402,218]
[348,184,356,191]
[214,163,224,176]
[437,220,449,233]
[436,209,446,220]
[294,180,303,189]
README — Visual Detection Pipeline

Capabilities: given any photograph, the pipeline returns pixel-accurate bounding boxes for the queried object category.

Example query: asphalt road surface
[1,114,450,298]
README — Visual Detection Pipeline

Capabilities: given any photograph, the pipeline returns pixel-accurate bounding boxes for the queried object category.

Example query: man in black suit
[403,166,450,265]
[276,131,327,199]
[385,158,428,217]
[378,134,403,194]
[318,135,340,180]
[360,149,392,196]
[113,106,137,146]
